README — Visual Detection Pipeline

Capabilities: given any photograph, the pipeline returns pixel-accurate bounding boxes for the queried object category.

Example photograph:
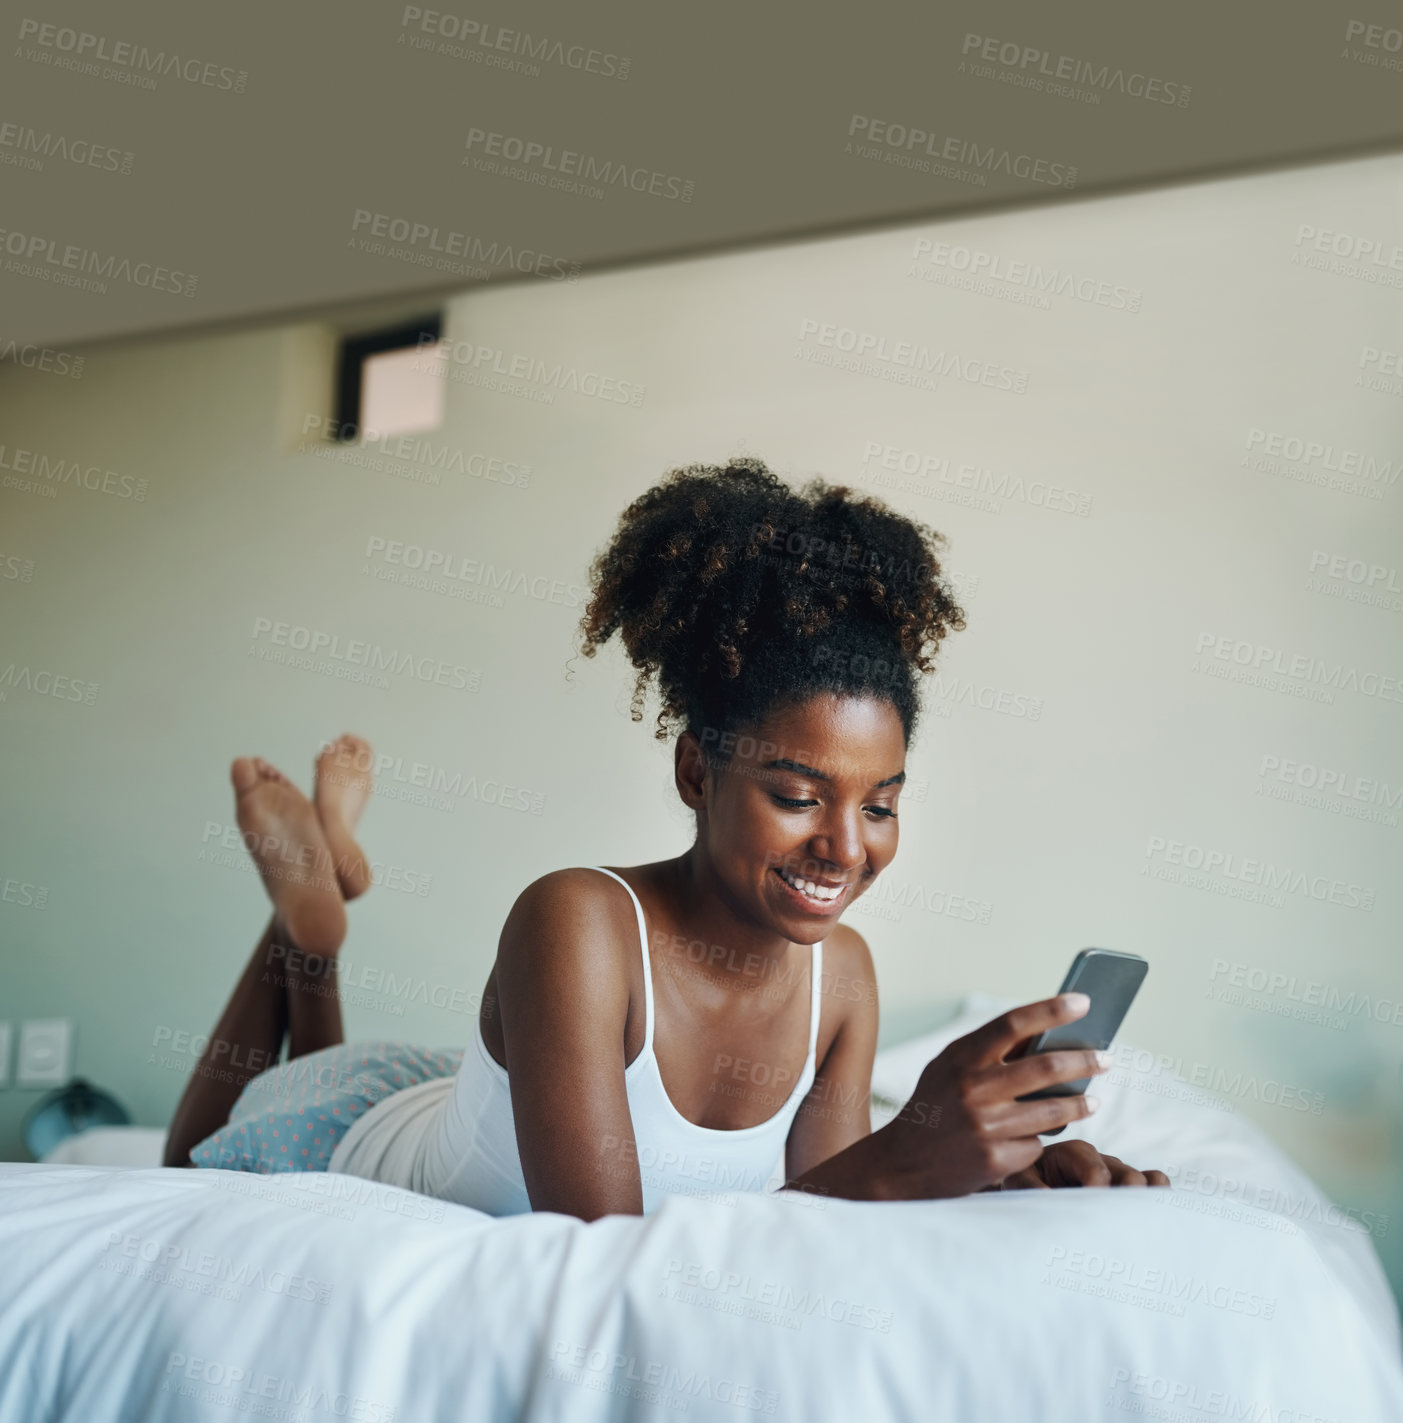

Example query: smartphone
[1014,948,1148,1135]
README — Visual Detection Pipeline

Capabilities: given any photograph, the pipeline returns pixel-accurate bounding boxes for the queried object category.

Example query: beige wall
[2,153,1400,1278]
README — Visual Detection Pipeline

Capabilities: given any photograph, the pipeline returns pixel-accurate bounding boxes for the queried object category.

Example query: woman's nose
[805,815,866,874]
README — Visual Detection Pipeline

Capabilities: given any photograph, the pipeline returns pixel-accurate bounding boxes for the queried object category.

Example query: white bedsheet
[3,1166,1401,1419]
[871,992,1403,1361]
[5,994,1400,1421]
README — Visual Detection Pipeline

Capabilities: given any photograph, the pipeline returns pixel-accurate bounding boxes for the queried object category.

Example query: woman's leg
[281,735,377,1058]
[161,911,297,1166]
[161,741,375,1166]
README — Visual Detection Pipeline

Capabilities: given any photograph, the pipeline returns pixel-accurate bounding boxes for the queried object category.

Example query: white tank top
[338,865,824,1214]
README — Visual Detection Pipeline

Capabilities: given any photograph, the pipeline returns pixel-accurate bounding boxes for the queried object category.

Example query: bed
[3,993,1400,1422]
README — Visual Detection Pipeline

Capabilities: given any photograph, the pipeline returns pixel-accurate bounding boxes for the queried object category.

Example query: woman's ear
[673,731,710,812]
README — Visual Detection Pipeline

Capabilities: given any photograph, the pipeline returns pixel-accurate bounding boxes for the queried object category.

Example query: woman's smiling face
[676,693,907,941]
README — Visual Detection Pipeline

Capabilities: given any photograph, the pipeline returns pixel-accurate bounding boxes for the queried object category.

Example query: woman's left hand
[998,1140,1170,1189]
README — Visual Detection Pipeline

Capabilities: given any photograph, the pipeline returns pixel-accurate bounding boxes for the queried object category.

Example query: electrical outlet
[18,1019,72,1087]
[0,1022,10,1087]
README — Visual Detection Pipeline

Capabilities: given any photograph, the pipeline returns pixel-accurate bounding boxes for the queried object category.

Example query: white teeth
[780,868,842,901]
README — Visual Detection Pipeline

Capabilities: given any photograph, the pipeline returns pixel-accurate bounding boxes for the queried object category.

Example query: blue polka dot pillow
[187,1041,464,1173]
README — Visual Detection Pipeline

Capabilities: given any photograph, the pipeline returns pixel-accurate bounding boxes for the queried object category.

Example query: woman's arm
[781,995,1120,1203]
[783,924,880,1184]
[492,869,646,1221]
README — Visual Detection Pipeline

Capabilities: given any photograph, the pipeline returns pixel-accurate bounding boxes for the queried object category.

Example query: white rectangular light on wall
[359,344,445,440]
[18,1019,72,1087]
[0,1022,10,1087]
[332,313,444,445]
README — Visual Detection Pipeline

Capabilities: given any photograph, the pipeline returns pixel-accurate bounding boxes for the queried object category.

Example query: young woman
[165,458,1167,1217]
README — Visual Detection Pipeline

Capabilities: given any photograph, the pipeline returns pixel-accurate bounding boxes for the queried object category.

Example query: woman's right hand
[873,994,1109,1200]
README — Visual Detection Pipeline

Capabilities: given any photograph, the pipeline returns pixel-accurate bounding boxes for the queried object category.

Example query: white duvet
[2,994,1400,1423]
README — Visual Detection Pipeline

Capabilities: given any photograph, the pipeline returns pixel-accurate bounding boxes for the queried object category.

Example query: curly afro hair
[575,457,967,761]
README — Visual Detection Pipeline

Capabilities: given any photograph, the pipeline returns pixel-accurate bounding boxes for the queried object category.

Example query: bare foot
[230,756,347,955]
[313,734,374,902]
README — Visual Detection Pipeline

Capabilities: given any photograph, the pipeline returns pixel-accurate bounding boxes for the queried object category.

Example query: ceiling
[4,0,1401,352]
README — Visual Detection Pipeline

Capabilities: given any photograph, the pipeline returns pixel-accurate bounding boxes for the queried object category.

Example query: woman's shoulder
[822,920,876,981]
[815,920,880,1037]
[510,864,639,920]
[487,868,645,1058]
[497,866,643,977]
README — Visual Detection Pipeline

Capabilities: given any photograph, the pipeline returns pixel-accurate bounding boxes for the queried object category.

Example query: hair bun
[576,457,966,746]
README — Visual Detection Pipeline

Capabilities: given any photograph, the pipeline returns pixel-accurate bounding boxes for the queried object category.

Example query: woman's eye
[770,795,897,819]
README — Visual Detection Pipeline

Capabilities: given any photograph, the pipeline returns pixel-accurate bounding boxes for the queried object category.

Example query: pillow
[187,1041,463,1174]
[41,1126,168,1168]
